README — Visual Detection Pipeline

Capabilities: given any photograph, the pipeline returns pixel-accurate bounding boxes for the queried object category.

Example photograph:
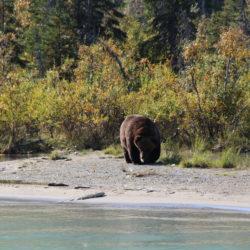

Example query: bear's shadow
[141,162,165,167]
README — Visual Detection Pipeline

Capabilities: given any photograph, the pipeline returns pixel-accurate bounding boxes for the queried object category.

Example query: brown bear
[120,114,161,164]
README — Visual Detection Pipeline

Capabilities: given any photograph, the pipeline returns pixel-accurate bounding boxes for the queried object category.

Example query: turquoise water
[0,202,250,250]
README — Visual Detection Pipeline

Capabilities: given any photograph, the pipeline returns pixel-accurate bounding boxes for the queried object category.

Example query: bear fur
[120,114,161,164]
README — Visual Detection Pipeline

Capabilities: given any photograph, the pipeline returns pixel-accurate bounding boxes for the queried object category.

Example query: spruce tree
[71,0,126,45]
[0,0,24,66]
[205,0,249,44]
[141,0,228,66]
[18,0,76,77]
[0,0,15,33]
[141,0,197,65]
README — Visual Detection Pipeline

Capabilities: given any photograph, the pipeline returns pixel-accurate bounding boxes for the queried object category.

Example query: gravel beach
[1,151,250,208]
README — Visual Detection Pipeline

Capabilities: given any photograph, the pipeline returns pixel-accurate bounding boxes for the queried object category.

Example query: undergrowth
[102,144,123,158]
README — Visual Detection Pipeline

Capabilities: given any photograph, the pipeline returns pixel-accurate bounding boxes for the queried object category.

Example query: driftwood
[74,186,91,189]
[48,183,69,187]
[77,192,106,200]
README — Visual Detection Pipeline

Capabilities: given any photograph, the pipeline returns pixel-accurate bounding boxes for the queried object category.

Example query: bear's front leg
[123,148,132,163]
[128,142,141,164]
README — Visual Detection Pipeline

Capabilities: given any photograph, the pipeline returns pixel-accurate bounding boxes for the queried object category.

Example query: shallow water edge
[1,195,250,213]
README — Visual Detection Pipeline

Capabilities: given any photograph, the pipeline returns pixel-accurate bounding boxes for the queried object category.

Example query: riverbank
[1,151,250,209]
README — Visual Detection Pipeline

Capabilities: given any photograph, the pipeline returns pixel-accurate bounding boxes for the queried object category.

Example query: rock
[147,189,155,193]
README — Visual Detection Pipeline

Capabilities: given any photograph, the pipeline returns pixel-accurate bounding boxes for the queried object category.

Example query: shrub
[180,27,250,142]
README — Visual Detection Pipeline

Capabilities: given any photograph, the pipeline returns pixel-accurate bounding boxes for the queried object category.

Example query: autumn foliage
[0,0,249,153]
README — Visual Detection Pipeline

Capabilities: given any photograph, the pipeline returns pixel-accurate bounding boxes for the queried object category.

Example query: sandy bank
[1,184,250,211]
[0,151,250,210]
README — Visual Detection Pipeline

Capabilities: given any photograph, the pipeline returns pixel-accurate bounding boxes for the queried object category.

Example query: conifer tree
[71,0,126,45]
[141,0,196,65]
[0,0,23,66]
[143,0,249,62]
[205,0,249,44]
[16,0,76,77]
[0,0,15,33]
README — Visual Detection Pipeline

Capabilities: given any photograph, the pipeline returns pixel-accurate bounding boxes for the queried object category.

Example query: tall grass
[217,148,240,168]
[182,147,242,168]
[192,137,209,153]
[102,144,123,158]
[182,152,214,168]
[159,141,182,165]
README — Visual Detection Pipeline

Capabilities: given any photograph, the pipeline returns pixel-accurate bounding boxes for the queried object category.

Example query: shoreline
[1,151,250,212]
[1,184,250,212]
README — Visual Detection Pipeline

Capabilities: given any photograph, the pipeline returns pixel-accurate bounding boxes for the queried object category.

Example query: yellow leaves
[180,25,250,138]
[0,22,248,147]
[216,28,250,60]
[14,0,31,27]
[0,82,31,127]
[183,40,209,62]
[75,41,124,86]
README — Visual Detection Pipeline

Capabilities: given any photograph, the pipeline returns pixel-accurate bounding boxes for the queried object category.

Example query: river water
[0,201,250,250]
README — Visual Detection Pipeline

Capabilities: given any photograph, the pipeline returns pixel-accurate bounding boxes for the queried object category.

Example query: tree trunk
[1,0,5,32]
[201,0,206,16]
[239,0,249,35]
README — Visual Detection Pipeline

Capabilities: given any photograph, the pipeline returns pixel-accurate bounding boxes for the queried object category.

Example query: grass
[159,150,182,165]
[102,140,249,169]
[215,173,236,177]
[192,137,209,153]
[49,150,67,160]
[128,170,159,178]
[218,148,240,168]
[79,149,94,156]
[160,142,248,169]
[182,152,215,168]
[159,142,182,165]
[121,167,127,172]
[102,144,123,158]
[181,148,243,169]
[238,154,250,169]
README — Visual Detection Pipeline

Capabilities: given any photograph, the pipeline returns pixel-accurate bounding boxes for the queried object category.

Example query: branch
[96,38,129,80]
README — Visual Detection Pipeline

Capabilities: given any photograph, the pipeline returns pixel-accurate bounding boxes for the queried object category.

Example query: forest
[0,0,249,166]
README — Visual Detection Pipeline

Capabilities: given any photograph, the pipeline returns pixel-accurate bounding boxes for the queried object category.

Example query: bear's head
[134,135,160,164]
